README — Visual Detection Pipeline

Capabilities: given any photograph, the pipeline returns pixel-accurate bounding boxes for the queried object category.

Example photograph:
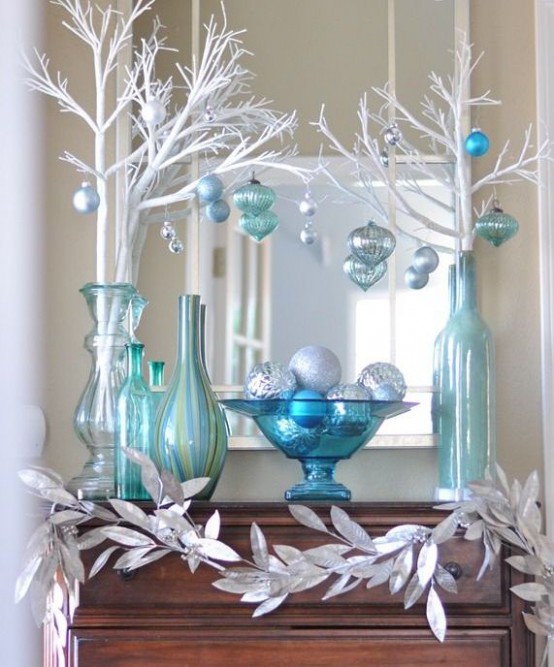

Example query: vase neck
[148,360,165,387]
[455,251,477,311]
[177,295,201,363]
[126,342,145,378]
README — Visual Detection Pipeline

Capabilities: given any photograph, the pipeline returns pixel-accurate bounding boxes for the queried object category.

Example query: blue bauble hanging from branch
[197,174,224,203]
[464,128,490,157]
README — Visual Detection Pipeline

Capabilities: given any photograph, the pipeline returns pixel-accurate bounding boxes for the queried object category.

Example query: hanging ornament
[464,128,490,157]
[300,222,318,245]
[233,176,276,215]
[380,148,389,167]
[405,265,429,290]
[347,220,396,266]
[204,104,216,122]
[197,174,224,203]
[384,122,402,146]
[299,191,318,217]
[475,200,519,247]
[140,98,167,125]
[168,237,184,254]
[239,210,279,242]
[160,222,176,241]
[412,246,439,274]
[72,181,100,214]
[205,199,230,223]
[343,255,387,291]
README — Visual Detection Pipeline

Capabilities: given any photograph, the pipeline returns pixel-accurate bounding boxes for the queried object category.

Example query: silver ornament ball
[384,122,402,146]
[299,193,318,217]
[140,99,167,125]
[412,246,439,274]
[204,104,216,122]
[73,182,100,214]
[405,266,429,289]
[160,223,176,240]
[357,362,406,401]
[168,237,184,254]
[289,345,342,395]
[244,361,297,399]
[300,224,318,245]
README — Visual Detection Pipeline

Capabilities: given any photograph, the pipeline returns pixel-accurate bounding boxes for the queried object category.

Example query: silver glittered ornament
[384,122,402,146]
[475,200,519,247]
[299,192,318,217]
[300,223,318,245]
[140,99,167,125]
[326,383,370,401]
[348,220,396,266]
[197,174,224,203]
[289,345,342,395]
[205,199,230,223]
[168,237,184,254]
[405,266,429,289]
[244,361,297,399]
[73,182,100,214]
[204,104,216,122]
[357,362,407,401]
[160,222,176,240]
[343,255,387,291]
[239,210,279,242]
[412,246,439,274]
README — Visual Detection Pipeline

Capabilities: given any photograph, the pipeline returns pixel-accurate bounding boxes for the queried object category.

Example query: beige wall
[41,0,543,501]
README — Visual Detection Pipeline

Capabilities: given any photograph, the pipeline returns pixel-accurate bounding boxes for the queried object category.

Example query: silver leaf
[330,506,375,552]
[113,546,155,570]
[125,548,171,571]
[89,545,119,579]
[252,593,288,617]
[426,586,447,642]
[197,538,241,562]
[212,577,264,595]
[29,555,58,626]
[40,487,80,507]
[100,526,155,547]
[417,542,438,588]
[267,554,288,574]
[288,573,330,594]
[519,470,540,514]
[241,590,270,603]
[250,523,269,569]
[522,612,550,637]
[18,468,65,492]
[495,464,511,496]
[432,513,459,545]
[496,526,528,551]
[386,524,430,542]
[509,478,522,511]
[342,555,380,578]
[153,508,194,534]
[323,574,361,600]
[510,582,548,602]
[52,606,68,646]
[83,503,119,522]
[179,477,211,501]
[505,554,544,576]
[204,510,220,540]
[288,505,328,533]
[389,546,413,595]
[476,542,493,581]
[160,469,185,506]
[464,519,484,540]
[15,554,43,604]
[366,559,394,590]
[109,499,150,529]
[76,527,108,551]
[59,542,85,584]
[121,448,160,501]
[404,572,425,609]
[273,544,304,566]
[434,564,458,594]
[302,544,349,569]
[49,510,87,526]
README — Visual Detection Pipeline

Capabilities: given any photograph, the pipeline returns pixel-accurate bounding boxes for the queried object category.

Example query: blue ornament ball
[289,389,326,428]
[412,246,439,274]
[205,199,230,223]
[197,175,224,203]
[72,182,100,214]
[464,129,490,157]
[404,266,429,290]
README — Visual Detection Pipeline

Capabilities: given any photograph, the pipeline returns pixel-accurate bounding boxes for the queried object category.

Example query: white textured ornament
[140,99,167,125]
[289,345,342,395]
[244,361,297,399]
[72,182,100,214]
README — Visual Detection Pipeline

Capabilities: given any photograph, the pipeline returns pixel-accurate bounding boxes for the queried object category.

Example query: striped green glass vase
[154,294,228,499]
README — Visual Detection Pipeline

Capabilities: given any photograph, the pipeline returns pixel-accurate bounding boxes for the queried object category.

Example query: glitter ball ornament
[160,222,176,240]
[244,361,297,400]
[326,383,370,401]
[358,362,407,401]
[73,182,100,214]
[289,345,342,395]
[300,223,318,245]
[140,99,166,125]
[197,174,224,203]
[475,201,519,247]
[348,220,396,266]
[168,237,184,254]
[384,122,402,146]
[299,192,318,217]
[239,210,279,242]
[464,128,490,157]
[405,266,429,289]
[233,178,276,215]
[343,255,387,291]
[289,389,326,428]
[205,199,230,223]
[412,246,439,274]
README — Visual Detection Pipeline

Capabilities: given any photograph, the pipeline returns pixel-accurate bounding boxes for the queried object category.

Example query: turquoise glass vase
[115,343,154,500]
[433,251,496,500]
[69,282,137,500]
[154,295,228,499]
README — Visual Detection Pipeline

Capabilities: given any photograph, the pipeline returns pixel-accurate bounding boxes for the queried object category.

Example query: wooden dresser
[46,502,534,666]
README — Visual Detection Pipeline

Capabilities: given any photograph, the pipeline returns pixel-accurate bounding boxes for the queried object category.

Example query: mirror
[132,0,467,447]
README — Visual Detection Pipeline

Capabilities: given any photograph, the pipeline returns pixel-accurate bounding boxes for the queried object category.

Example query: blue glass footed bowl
[220,398,414,501]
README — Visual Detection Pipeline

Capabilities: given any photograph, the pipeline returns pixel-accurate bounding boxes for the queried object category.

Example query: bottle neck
[177,295,201,362]
[455,251,477,311]
[126,342,145,377]
[148,360,165,387]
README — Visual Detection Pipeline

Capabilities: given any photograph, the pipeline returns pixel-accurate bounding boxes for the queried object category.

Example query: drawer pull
[118,568,136,582]
[444,561,463,580]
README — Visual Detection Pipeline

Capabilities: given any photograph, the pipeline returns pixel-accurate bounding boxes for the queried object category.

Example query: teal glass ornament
[433,252,496,500]
[343,254,387,291]
[475,201,519,247]
[115,343,154,500]
[154,295,228,499]
[464,128,490,157]
[347,220,396,266]
[233,177,276,215]
[239,210,279,242]
[69,282,137,500]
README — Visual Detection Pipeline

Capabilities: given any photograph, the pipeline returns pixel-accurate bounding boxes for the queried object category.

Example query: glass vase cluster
[154,294,228,499]
[433,251,496,500]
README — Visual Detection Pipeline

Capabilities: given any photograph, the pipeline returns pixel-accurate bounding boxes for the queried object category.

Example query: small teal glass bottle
[148,360,166,416]
[434,251,496,500]
[115,342,154,500]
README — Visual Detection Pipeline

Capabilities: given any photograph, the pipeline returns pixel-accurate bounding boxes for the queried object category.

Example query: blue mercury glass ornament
[343,255,387,291]
[289,389,326,428]
[412,246,439,274]
[197,174,224,202]
[115,343,154,500]
[475,201,519,247]
[464,128,490,157]
[347,221,396,266]
[233,177,276,215]
[239,210,279,242]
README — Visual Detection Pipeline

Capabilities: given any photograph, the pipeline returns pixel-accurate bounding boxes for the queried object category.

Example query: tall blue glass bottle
[433,251,496,500]
[115,342,154,500]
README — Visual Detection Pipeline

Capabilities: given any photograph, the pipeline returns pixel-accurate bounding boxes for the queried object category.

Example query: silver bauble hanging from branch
[384,122,402,146]
[475,200,519,247]
[405,266,429,289]
[347,220,396,266]
[343,255,387,291]
[299,191,318,217]
[412,246,439,274]
[73,182,100,214]
[300,222,318,245]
